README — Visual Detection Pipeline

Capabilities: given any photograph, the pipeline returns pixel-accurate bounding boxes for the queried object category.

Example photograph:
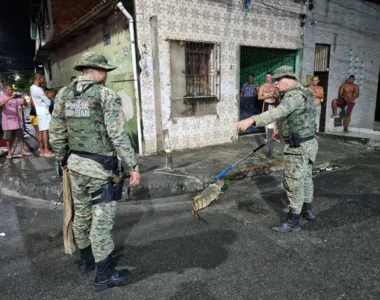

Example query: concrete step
[319,131,380,146]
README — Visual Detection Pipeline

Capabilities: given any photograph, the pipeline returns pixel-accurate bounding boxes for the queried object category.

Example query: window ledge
[183,96,218,102]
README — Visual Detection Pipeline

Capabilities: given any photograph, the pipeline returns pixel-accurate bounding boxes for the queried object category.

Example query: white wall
[135,0,305,154]
[301,0,380,131]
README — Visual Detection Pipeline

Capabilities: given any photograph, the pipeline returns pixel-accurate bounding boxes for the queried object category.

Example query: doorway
[239,46,298,134]
[313,44,331,132]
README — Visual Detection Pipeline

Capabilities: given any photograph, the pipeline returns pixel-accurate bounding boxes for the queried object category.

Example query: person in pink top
[0,84,30,158]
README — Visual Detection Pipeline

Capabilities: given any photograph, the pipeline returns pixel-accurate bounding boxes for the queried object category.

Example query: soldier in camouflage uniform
[50,52,141,291]
[235,65,318,233]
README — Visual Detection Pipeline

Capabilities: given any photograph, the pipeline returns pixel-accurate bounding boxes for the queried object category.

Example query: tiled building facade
[135,0,305,153]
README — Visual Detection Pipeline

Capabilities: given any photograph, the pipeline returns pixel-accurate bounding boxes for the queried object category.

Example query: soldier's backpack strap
[73,82,80,97]
[72,81,103,98]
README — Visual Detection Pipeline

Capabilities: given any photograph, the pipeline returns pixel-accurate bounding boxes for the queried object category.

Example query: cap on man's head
[73,52,117,72]
[272,65,299,81]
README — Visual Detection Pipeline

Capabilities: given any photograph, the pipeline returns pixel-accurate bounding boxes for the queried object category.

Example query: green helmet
[73,52,117,72]
[272,65,299,81]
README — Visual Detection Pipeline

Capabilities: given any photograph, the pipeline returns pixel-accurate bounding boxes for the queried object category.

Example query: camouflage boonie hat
[272,65,299,81]
[73,52,117,72]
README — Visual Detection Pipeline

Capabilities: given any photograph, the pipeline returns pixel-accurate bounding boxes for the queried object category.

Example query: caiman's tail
[191,206,208,224]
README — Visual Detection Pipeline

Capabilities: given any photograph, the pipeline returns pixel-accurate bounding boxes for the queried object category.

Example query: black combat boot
[94,255,129,291]
[272,209,301,233]
[77,245,96,274]
[301,203,315,221]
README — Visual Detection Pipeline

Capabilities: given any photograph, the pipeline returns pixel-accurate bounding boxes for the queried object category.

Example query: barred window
[185,42,215,99]
[170,40,221,118]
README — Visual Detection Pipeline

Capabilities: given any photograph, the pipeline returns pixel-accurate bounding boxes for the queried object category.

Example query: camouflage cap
[73,52,117,72]
[272,65,299,81]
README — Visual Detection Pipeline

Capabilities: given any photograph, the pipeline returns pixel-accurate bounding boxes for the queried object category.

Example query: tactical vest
[62,83,115,155]
[280,83,316,138]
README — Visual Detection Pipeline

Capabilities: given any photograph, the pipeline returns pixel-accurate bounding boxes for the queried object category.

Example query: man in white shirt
[30,73,54,157]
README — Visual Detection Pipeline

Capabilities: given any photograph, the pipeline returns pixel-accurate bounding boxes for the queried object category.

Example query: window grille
[314,44,330,72]
[182,41,221,101]
[169,40,220,118]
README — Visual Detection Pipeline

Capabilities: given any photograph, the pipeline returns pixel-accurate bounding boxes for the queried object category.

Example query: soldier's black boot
[301,203,315,221]
[94,255,129,292]
[272,209,301,233]
[77,245,95,274]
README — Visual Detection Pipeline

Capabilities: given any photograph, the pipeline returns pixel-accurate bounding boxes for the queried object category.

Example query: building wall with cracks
[43,11,140,150]
[301,0,380,133]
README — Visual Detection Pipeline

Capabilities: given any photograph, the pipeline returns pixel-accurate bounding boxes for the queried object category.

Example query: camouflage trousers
[69,170,117,262]
[283,139,318,214]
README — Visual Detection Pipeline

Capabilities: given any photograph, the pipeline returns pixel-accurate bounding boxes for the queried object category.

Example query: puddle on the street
[237,201,269,215]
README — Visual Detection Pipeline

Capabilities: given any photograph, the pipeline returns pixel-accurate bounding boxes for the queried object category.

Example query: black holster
[95,172,127,203]
[285,133,315,148]
[101,179,114,203]
[71,150,124,204]
[113,178,125,201]
[113,163,130,201]
[288,132,301,148]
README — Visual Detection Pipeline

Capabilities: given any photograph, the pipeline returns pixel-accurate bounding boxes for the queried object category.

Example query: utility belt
[70,150,118,171]
[284,133,315,148]
[70,150,127,204]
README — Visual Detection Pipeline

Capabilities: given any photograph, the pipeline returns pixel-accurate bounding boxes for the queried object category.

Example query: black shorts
[262,101,278,112]
[3,129,24,141]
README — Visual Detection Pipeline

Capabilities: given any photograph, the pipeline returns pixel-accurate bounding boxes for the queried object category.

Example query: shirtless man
[331,75,359,132]
[258,72,280,141]
[308,76,324,132]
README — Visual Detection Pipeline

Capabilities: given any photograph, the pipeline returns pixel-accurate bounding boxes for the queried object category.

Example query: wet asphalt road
[0,150,379,300]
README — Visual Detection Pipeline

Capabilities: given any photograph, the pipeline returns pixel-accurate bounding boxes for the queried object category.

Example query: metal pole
[267,104,275,158]
[117,2,143,155]
[267,128,273,158]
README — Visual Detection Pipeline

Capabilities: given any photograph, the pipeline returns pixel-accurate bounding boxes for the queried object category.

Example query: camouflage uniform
[251,65,318,231]
[50,53,138,263]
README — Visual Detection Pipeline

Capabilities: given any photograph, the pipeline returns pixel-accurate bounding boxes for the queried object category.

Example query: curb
[0,157,337,202]
[1,169,62,202]
[0,160,287,202]
[319,132,372,146]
